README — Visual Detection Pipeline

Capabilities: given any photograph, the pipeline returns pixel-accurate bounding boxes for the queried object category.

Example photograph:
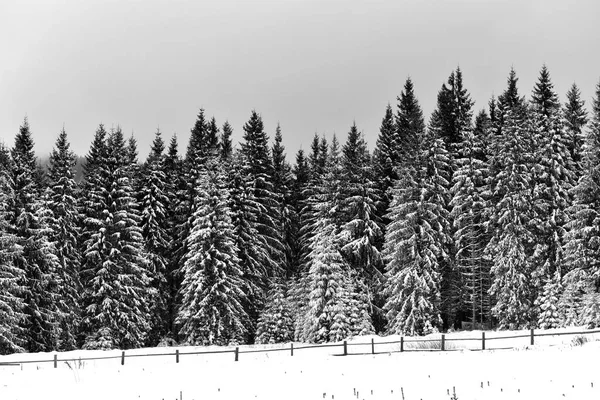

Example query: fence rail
[2,328,600,368]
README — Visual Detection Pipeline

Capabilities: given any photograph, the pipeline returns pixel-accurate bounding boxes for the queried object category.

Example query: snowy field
[1,327,599,400]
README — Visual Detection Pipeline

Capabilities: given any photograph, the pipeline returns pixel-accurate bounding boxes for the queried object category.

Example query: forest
[1,65,599,354]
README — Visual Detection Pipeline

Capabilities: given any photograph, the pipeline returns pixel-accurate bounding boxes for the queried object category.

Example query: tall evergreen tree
[396,77,426,167]
[529,66,574,327]
[45,128,81,349]
[563,83,588,178]
[563,82,600,327]
[221,121,234,161]
[486,92,537,329]
[0,168,25,354]
[140,130,171,344]
[176,159,248,345]
[10,118,60,352]
[81,127,153,349]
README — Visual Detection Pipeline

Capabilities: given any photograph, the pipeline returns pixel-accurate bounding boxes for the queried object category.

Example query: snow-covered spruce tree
[271,124,296,278]
[302,219,372,343]
[227,154,274,341]
[383,164,443,336]
[450,124,490,327]
[485,72,537,329]
[0,167,26,354]
[81,127,153,349]
[176,159,248,345]
[220,121,234,161]
[396,77,426,168]
[45,128,81,350]
[537,269,563,329]
[429,69,473,329]
[563,83,588,182]
[172,109,212,298]
[140,130,171,345]
[163,134,185,340]
[255,279,294,344]
[10,118,62,352]
[563,82,600,328]
[240,110,284,278]
[338,123,383,330]
[373,104,399,225]
[529,66,574,327]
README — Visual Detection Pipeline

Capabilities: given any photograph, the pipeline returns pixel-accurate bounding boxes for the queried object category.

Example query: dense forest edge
[1,65,600,354]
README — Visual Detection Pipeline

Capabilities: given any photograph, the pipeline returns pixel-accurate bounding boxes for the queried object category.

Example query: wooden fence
[2,328,600,368]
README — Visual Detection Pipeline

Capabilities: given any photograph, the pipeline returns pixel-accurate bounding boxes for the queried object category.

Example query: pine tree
[45,128,81,350]
[396,77,426,167]
[383,165,443,336]
[529,66,573,320]
[486,103,536,329]
[338,124,382,330]
[81,127,153,349]
[563,82,600,327]
[373,104,398,209]
[10,118,61,352]
[140,130,171,345]
[302,219,372,343]
[272,124,295,277]
[255,279,294,344]
[563,83,588,179]
[0,168,25,354]
[239,111,284,279]
[163,134,184,340]
[176,159,248,345]
[450,125,490,327]
[221,121,234,161]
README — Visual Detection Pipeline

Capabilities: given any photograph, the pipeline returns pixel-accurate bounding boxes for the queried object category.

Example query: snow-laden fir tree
[0,167,25,354]
[176,158,248,345]
[395,77,426,167]
[338,124,383,329]
[486,72,537,328]
[163,134,185,339]
[220,121,234,161]
[10,118,61,352]
[382,125,450,335]
[81,127,153,349]
[563,82,600,328]
[450,124,490,327]
[373,104,399,223]
[45,128,81,350]
[140,130,171,345]
[301,219,372,343]
[537,269,563,329]
[255,279,294,344]
[271,124,296,278]
[563,83,588,181]
[239,110,284,280]
[529,66,574,327]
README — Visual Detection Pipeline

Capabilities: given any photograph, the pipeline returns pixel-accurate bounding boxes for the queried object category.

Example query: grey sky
[1,0,599,162]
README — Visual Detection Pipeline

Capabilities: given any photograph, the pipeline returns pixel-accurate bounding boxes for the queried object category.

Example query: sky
[1,0,599,162]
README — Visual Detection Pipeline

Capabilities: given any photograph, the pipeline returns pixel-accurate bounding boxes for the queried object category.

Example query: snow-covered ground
[1,327,599,400]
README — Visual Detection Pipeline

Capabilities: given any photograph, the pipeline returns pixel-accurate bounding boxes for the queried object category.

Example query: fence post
[291,343,294,356]
[482,332,485,351]
[54,354,57,368]
[343,341,347,356]
[441,334,445,351]
[371,338,375,354]
[234,347,239,362]
[176,349,179,363]
[400,336,404,352]
[530,328,534,346]
[121,351,125,365]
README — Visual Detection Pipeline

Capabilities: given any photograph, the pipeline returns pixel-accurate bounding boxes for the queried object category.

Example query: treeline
[1,65,600,354]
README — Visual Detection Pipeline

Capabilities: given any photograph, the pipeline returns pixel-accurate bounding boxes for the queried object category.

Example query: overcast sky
[1,0,599,162]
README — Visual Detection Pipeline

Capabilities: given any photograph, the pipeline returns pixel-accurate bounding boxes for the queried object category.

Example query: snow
[2,327,600,400]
